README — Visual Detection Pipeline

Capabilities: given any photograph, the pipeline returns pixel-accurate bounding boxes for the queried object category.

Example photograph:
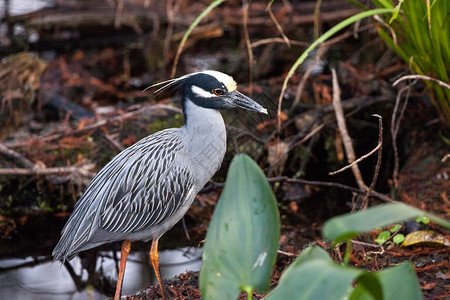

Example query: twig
[163,0,183,66]
[242,0,253,95]
[391,84,412,188]
[0,143,35,168]
[102,133,125,152]
[114,0,124,29]
[351,240,381,249]
[3,104,182,148]
[291,45,327,109]
[361,114,383,209]
[442,153,450,163]
[251,38,309,48]
[331,68,366,191]
[381,222,405,247]
[393,74,450,90]
[267,1,291,47]
[268,122,326,172]
[201,176,394,203]
[313,0,322,39]
[0,164,95,176]
[251,24,373,49]
[277,249,296,257]
[0,141,95,186]
[328,142,380,176]
[373,15,398,47]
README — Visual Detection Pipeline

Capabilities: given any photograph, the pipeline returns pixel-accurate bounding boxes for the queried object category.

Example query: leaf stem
[344,240,352,265]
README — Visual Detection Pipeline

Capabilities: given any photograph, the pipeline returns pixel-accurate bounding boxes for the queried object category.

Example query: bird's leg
[114,240,131,300]
[150,238,167,300]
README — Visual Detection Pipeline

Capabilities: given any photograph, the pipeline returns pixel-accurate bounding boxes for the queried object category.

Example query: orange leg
[114,240,131,300]
[150,238,166,300]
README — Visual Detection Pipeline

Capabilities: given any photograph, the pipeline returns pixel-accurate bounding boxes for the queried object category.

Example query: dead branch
[328,141,380,176]
[393,75,450,90]
[202,176,395,203]
[3,104,182,149]
[442,154,450,163]
[0,143,35,169]
[391,84,413,188]
[242,0,254,95]
[267,1,291,47]
[330,68,366,190]
[0,164,95,176]
[0,142,95,186]
[361,114,383,209]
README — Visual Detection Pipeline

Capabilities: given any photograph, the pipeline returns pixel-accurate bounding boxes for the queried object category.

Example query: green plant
[374,224,405,245]
[416,215,430,224]
[200,154,280,300]
[370,0,450,127]
[200,155,450,300]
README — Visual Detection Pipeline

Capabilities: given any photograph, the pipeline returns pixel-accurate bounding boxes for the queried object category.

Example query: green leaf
[390,224,402,233]
[389,0,403,23]
[350,263,422,300]
[416,216,430,224]
[264,246,382,300]
[375,231,391,245]
[393,233,405,244]
[199,154,280,300]
[323,203,450,244]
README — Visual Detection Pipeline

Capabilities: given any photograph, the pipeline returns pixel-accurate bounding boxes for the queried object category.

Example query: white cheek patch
[191,85,216,98]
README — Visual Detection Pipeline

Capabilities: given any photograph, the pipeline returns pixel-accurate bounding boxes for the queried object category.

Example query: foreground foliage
[200,155,449,300]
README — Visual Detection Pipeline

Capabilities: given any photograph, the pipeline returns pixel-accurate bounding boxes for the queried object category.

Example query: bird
[52,70,267,300]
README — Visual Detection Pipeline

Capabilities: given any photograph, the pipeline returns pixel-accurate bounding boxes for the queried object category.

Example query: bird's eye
[213,89,224,96]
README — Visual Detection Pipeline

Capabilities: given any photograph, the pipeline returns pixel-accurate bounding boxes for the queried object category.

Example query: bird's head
[148,70,267,114]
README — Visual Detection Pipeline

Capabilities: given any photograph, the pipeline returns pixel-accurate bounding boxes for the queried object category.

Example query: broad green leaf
[323,203,450,244]
[350,262,422,300]
[199,154,280,300]
[264,246,382,300]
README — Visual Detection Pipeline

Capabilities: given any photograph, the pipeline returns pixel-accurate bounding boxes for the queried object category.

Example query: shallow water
[0,0,54,17]
[0,247,202,300]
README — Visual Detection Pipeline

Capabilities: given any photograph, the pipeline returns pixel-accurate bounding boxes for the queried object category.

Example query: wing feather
[53,128,194,261]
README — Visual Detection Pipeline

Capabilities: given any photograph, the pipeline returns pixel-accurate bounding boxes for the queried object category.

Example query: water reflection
[0,247,202,299]
[0,0,54,17]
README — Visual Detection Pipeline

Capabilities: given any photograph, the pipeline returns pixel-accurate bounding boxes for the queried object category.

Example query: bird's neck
[181,98,227,183]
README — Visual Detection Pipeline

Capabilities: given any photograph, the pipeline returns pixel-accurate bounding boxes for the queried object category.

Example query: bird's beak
[227,90,268,114]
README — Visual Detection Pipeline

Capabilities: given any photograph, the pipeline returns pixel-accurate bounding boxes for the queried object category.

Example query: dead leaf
[402,230,450,247]
[267,140,289,174]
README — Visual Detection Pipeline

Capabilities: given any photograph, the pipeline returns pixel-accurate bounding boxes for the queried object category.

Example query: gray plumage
[53,70,266,262]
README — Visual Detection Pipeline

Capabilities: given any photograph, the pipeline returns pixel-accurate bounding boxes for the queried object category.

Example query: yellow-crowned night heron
[52,70,267,299]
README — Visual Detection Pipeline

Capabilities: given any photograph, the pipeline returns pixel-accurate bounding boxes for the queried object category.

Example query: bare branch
[391,84,412,188]
[3,104,181,148]
[393,75,450,90]
[0,164,95,176]
[267,1,291,47]
[242,0,254,95]
[361,114,383,209]
[331,68,366,190]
